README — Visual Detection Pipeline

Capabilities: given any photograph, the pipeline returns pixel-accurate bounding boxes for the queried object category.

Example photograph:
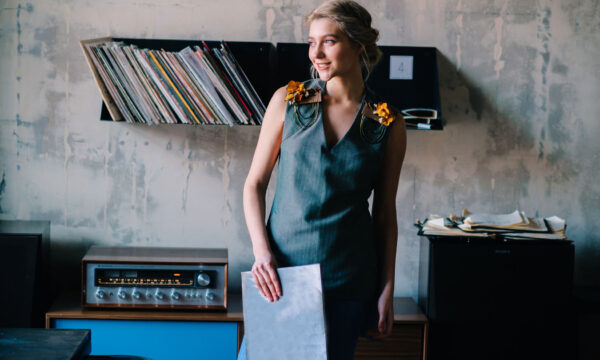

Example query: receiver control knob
[118,290,127,300]
[155,291,165,300]
[197,272,211,287]
[206,292,215,301]
[95,290,106,299]
[132,291,142,300]
[171,291,181,301]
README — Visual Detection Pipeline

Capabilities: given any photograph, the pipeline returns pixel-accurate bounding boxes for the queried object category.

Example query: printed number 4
[390,55,413,80]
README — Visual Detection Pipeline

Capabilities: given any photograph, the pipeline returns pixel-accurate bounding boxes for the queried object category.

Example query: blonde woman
[242,1,406,358]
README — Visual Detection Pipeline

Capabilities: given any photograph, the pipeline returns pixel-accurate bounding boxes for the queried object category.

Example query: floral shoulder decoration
[362,101,396,126]
[285,80,321,105]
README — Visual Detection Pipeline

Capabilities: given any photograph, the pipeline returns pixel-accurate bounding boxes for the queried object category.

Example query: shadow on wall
[436,50,536,156]
[436,50,489,127]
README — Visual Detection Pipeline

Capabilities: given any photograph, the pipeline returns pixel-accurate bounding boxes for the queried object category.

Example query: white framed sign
[389,55,414,80]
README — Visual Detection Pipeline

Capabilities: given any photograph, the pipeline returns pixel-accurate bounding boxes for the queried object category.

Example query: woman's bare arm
[370,114,407,338]
[243,86,288,302]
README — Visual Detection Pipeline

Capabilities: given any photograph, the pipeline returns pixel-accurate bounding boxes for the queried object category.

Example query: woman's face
[308,18,361,82]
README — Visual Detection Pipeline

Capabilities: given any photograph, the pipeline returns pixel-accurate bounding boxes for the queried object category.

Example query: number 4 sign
[389,55,414,80]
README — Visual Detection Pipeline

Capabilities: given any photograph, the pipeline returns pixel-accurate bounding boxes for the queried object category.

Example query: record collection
[81,39,266,125]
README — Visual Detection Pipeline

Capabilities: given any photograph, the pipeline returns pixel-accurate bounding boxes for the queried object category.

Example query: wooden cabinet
[47,292,243,360]
[47,293,427,359]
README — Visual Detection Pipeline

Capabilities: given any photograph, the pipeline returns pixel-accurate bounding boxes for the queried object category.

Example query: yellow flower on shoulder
[373,102,395,126]
[285,80,306,104]
[285,80,321,105]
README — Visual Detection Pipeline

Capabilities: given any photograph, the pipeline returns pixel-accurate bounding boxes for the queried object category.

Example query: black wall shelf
[94,38,443,130]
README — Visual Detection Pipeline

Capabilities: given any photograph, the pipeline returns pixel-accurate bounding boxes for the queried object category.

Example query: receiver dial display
[95,269,195,287]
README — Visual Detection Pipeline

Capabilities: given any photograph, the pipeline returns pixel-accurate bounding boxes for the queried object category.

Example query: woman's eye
[308,41,315,47]
[325,39,335,45]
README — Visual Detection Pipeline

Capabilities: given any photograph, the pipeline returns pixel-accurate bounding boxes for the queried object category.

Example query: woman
[242,0,406,358]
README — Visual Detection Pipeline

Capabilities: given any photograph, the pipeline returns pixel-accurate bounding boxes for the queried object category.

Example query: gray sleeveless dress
[267,78,390,301]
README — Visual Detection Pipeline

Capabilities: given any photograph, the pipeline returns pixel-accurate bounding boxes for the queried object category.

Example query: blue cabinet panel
[54,318,238,360]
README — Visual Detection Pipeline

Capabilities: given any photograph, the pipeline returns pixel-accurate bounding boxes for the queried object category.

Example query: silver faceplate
[84,263,226,308]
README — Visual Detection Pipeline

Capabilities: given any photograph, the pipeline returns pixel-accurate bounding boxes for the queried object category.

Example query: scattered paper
[418,210,568,240]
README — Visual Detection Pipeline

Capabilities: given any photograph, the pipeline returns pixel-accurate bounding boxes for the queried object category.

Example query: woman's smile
[316,62,331,70]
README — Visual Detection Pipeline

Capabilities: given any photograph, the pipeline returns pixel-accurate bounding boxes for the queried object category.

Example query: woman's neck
[324,69,364,104]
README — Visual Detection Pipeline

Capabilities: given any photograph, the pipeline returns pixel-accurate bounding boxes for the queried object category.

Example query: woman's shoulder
[271,85,288,102]
[368,90,406,142]
[264,79,321,123]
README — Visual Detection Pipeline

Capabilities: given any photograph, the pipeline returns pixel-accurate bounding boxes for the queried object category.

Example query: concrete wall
[1,0,599,299]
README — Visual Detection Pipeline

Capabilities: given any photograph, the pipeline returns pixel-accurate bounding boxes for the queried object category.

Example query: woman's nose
[313,44,325,59]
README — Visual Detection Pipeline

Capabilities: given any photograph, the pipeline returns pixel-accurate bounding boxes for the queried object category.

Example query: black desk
[419,236,575,360]
[0,328,90,360]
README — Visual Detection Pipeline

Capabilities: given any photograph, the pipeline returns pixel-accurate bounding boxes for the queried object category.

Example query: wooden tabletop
[46,292,426,327]
[393,297,428,324]
[46,291,243,328]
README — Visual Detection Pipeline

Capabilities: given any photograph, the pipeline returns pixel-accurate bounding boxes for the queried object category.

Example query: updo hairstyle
[305,0,382,80]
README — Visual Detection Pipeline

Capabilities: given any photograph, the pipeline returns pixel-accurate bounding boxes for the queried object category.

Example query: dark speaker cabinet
[0,220,50,327]
[419,236,575,360]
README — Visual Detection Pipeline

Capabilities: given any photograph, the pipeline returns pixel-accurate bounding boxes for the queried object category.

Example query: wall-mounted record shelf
[82,37,443,130]
[81,37,277,125]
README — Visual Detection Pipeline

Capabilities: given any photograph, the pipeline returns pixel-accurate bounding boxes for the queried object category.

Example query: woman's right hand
[251,251,282,302]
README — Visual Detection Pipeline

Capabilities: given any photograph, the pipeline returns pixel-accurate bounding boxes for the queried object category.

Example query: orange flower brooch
[362,101,396,127]
[373,102,395,126]
[285,80,320,105]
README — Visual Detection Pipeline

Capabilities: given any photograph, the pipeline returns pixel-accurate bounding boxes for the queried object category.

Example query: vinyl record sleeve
[241,264,327,360]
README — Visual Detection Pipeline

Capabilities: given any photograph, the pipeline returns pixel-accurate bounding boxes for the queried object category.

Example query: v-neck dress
[266,78,390,301]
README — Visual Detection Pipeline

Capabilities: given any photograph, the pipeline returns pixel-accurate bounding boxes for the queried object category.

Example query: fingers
[260,266,279,301]
[370,306,393,339]
[251,266,271,301]
[378,313,387,333]
[265,265,282,297]
[380,311,393,336]
[251,262,281,302]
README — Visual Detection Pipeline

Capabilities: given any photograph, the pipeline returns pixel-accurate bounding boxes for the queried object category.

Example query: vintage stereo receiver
[82,246,227,310]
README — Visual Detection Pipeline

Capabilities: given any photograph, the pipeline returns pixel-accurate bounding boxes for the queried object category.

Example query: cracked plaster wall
[1,0,599,298]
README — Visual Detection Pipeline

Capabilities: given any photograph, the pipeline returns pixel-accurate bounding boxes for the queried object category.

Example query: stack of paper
[419,216,488,237]
[459,210,549,233]
[418,209,568,240]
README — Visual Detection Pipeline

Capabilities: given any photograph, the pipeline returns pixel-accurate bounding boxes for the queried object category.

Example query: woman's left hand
[368,288,394,339]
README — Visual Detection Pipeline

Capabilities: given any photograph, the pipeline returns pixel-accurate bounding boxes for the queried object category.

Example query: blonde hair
[305,0,382,80]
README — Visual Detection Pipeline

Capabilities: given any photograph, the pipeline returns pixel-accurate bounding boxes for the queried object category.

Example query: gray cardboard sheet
[241,263,327,360]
